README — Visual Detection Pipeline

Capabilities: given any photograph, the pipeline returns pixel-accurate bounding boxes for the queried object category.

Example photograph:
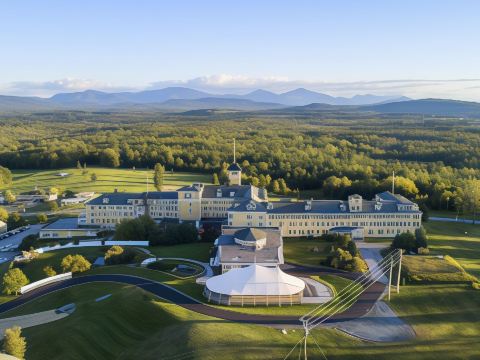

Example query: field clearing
[424,222,480,278]
[283,237,332,266]
[1,167,211,194]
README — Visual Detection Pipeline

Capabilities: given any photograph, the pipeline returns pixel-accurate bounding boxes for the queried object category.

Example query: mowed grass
[3,280,480,359]
[147,242,212,262]
[283,237,332,266]
[424,221,480,278]
[1,167,211,194]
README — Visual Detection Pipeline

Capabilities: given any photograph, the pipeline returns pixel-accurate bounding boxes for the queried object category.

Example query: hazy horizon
[1,0,479,101]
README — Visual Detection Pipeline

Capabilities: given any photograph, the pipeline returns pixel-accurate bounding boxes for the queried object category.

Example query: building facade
[84,162,422,238]
[227,192,422,238]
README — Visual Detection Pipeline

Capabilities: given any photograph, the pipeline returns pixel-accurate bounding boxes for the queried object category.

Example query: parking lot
[0,224,44,262]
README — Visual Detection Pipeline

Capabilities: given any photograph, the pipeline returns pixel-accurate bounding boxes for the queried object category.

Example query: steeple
[227,138,242,186]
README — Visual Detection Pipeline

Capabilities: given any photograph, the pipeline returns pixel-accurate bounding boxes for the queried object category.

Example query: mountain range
[0,87,479,117]
[0,87,408,112]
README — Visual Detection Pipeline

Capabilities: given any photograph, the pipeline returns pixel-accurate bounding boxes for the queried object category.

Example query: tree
[212,173,220,185]
[270,179,280,193]
[350,256,368,273]
[43,266,56,277]
[100,148,121,167]
[3,326,26,359]
[46,201,58,211]
[0,206,8,222]
[63,190,75,198]
[7,212,27,229]
[104,245,135,265]
[61,254,91,273]
[391,232,416,252]
[0,166,12,187]
[2,268,29,295]
[76,160,82,169]
[90,173,98,182]
[458,179,480,224]
[18,234,38,251]
[415,226,428,249]
[4,190,16,204]
[153,163,165,191]
[381,176,419,198]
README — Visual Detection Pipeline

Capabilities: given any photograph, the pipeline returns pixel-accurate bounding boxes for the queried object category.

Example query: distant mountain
[50,87,211,105]
[155,97,286,111]
[365,99,480,117]
[0,95,59,112]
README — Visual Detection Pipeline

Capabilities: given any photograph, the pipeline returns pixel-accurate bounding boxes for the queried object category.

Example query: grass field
[283,237,332,266]
[0,167,211,194]
[424,221,480,278]
[147,242,212,262]
[2,280,479,359]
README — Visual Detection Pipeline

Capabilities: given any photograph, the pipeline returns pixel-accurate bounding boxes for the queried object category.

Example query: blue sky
[1,0,479,99]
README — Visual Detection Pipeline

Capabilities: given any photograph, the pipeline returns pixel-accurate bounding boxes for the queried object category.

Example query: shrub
[43,266,57,277]
[3,326,26,359]
[472,282,480,290]
[104,246,136,265]
[349,256,369,273]
[418,247,430,255]
[61,254,91,273]
[36,213,48,223]
[2,268,29,295]
[46,201,58,211]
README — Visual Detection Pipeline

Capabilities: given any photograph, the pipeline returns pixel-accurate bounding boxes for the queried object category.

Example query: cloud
[1,75,480,101]
[148,75,480,101]
[0,78,135,97]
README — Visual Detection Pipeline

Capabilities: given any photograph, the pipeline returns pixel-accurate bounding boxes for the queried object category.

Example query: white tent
[206,264,305,296]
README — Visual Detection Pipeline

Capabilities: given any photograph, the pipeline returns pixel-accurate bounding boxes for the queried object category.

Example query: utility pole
[396,249,403,293]
[233,137,236,163]
[388,255,393,301]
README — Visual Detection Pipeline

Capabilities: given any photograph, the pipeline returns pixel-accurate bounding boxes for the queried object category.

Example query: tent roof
[206,265,305,296]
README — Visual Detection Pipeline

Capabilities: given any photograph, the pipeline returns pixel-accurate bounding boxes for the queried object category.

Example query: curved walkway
[0,273,386,327]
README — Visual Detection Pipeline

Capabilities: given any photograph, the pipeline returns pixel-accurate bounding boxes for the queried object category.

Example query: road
[0,273,386,327]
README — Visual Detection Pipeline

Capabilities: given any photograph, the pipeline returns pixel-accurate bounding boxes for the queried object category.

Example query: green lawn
[9,247,150,284]
[424,221,480,278]
[283,237,332,266]
[2,279,479,359]
[147,242,212,262]
[430,210,475,221]
[1,167,210,194]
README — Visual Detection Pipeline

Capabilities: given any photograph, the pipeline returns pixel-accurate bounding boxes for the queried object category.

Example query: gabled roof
[86,192,143,206]
[376,191,413,205]
[146,191,178,200]
[227,163,242,171]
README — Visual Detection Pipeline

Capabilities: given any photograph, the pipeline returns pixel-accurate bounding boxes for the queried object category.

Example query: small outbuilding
[204,264,305,306]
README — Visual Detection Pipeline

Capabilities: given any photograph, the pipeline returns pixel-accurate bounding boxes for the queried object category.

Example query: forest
[0,110,479,213]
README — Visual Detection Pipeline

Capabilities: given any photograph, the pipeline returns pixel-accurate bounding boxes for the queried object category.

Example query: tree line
[0,112,479,213]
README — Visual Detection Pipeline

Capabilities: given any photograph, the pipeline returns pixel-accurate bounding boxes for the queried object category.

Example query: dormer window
[185,193,192,199]
[216,189,222,198]
[246,201,256,211]
[230,191,235,197]
[103,198,109,204]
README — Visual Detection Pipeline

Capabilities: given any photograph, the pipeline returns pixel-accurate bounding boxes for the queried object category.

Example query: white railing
[35,240,149,254]
[20,272,72,294]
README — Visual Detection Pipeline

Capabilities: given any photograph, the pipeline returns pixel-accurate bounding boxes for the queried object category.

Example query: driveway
[356,241,389,284]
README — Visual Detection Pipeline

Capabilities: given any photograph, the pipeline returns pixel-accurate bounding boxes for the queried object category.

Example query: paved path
[429,216,478,225]
[0,305,74,339]
[357,241,389,284]
[329,300,415,342]
[0,273,386,327]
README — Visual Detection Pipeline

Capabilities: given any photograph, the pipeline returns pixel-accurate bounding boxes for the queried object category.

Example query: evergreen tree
[212,173,220,185]
[76,160,82,169]
[153,163,165,191]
